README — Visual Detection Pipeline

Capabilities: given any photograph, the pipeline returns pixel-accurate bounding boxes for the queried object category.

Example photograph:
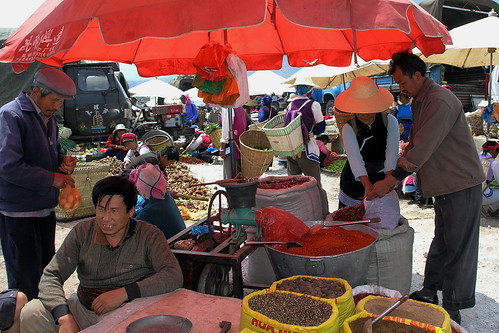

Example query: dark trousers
[424,184,481,310]
[0,212,56,300]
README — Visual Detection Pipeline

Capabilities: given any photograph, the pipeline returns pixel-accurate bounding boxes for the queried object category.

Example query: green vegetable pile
[323,159,346,173]
[205,123,221,134]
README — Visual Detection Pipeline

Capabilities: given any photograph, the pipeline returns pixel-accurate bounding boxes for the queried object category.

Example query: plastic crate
[262,113,304,157]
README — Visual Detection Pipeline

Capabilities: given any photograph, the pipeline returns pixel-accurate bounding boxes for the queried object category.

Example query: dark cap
[33,67,76,99]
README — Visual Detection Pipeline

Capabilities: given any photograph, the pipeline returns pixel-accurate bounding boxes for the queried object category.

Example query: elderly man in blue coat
[0,67,77,300]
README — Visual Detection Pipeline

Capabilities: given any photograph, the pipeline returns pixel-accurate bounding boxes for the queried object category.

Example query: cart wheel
[197,264,231,296]
[207,190,232,244]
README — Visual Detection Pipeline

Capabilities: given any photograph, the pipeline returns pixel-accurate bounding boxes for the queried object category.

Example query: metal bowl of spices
[264,222,378,287]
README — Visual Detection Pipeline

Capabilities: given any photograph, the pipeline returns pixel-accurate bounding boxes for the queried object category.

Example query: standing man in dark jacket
[0,67,77,300]
[367,52,484,324]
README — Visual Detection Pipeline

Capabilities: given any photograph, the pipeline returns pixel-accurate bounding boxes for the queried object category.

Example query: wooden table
[80,289,242,332]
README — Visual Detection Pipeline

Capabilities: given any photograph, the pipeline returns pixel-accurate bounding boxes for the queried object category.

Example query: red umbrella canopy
[0,0,451,76]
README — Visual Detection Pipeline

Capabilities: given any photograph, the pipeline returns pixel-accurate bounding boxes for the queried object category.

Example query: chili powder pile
[273,227,375,256]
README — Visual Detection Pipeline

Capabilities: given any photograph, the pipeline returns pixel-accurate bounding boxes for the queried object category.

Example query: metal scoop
[245,241,303,249]
[362,295,409,333]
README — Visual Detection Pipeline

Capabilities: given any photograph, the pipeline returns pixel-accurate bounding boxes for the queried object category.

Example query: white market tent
[129,78,184,104]
[248,70,294,96]
[183,87,205,107]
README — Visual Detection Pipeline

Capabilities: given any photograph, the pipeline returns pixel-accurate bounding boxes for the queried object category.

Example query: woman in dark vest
[336,77,400,208]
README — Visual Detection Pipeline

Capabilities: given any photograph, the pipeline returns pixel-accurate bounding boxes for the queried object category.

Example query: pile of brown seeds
[275,277,346,299]
[349,317,430,333]
[248,292,332,327]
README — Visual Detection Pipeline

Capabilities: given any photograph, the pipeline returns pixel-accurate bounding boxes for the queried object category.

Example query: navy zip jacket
[0,93,64,212]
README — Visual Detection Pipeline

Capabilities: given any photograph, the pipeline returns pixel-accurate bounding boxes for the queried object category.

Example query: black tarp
[420,0,499,29]
[0,29,43,106]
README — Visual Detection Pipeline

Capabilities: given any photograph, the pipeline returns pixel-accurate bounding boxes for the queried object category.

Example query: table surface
[80,289,242,333]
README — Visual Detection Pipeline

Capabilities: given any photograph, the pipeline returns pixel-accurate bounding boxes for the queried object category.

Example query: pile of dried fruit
[330,203,365,221]
[165,163,212,198]
[248,292,332,327]
[275,277,346,299]
[165,162,213,221]
[258,178,309,190]
[97,156,123,176]
[179,156,205,164]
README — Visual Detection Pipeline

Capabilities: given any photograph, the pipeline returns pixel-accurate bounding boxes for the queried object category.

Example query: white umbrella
[129,78,184,99]
[418,12,499,68]
[283,60,390,89]
[247,70,294,95]
[416,11,499,105]
[183,87,205,107]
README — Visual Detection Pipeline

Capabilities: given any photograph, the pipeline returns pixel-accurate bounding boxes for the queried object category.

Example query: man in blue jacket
[0,67,77,300]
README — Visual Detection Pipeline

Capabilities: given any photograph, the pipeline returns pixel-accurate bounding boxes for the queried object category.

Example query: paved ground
[1,158,497,332]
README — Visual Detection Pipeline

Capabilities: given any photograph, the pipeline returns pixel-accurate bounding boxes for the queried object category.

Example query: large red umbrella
[0,0,451,75]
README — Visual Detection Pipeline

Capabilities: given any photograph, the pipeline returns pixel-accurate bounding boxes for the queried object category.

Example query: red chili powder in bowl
[274,227,376,256]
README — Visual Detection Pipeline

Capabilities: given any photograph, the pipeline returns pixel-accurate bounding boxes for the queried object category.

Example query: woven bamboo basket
[239,130,274,178]
[333,108,354,138]
[262,113,303,157]
[141,129,174,152]
[144,135,173,151]
[56,162,110,222]
[248,120,269,131]
[209,128,223,150]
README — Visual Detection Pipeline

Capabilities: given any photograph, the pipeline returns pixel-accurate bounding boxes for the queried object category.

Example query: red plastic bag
[193,42,232,81]
[256,207,309,242]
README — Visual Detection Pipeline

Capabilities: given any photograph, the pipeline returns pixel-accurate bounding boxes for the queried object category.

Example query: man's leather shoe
[409,290,438,305]
[447,310,461,324]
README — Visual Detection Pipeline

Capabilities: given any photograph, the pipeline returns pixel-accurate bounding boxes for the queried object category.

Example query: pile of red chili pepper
[258,178,309,190]
[273,227,375,256]
[330,203,365,221]
[179,156,205,164]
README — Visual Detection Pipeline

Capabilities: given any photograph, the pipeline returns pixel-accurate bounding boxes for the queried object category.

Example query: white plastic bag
[363,190,400,230]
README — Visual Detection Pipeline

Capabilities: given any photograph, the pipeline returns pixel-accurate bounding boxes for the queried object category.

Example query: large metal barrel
[264,222,378,288]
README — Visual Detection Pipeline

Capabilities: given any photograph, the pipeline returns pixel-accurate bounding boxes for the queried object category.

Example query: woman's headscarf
[182,94,192,104]
[129,163,167,200]
[295,84,314,96]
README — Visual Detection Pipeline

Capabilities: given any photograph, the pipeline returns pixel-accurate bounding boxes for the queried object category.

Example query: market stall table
[80,288,242,332]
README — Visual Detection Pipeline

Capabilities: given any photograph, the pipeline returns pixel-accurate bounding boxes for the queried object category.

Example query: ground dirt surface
[1,157,497,332]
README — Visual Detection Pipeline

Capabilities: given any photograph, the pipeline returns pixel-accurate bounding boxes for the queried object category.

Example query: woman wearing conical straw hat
[334,76,400,208]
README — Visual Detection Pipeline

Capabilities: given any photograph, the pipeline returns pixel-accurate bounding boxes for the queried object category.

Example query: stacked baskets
[262,114,303,157]
[239,130,274,178]
[140,130,174,151]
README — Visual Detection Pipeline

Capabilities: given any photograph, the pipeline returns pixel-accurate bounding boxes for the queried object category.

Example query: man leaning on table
[20,176,183,332]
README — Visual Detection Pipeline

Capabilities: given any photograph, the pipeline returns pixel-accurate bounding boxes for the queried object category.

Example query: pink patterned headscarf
[129,163,167,200]
[182,94,192,104]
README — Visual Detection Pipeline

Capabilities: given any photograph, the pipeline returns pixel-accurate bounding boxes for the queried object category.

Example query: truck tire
[325,99,335,116]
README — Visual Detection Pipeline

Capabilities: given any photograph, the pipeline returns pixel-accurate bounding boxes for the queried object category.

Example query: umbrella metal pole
[486,48,496,140]
[228,107,237,178]
[488,48,496,106]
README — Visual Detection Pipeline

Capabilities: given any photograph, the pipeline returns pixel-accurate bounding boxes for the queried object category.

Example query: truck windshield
[78,69,110,91]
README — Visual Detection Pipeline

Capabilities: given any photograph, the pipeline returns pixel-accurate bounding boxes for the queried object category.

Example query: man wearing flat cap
[0,66,78,301]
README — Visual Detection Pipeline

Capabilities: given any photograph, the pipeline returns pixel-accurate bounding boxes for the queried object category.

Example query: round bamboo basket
[209,128,223,150]
[333,108,354,138]
[239,130,274,178]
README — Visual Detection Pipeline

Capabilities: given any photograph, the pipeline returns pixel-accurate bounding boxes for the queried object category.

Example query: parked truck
[61,61,133,142]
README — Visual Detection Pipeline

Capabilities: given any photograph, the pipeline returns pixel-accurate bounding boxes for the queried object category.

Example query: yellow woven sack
[356,295,450,333]
[270,276,355,333]
[240,289,340,333]
[343,311,438,333]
